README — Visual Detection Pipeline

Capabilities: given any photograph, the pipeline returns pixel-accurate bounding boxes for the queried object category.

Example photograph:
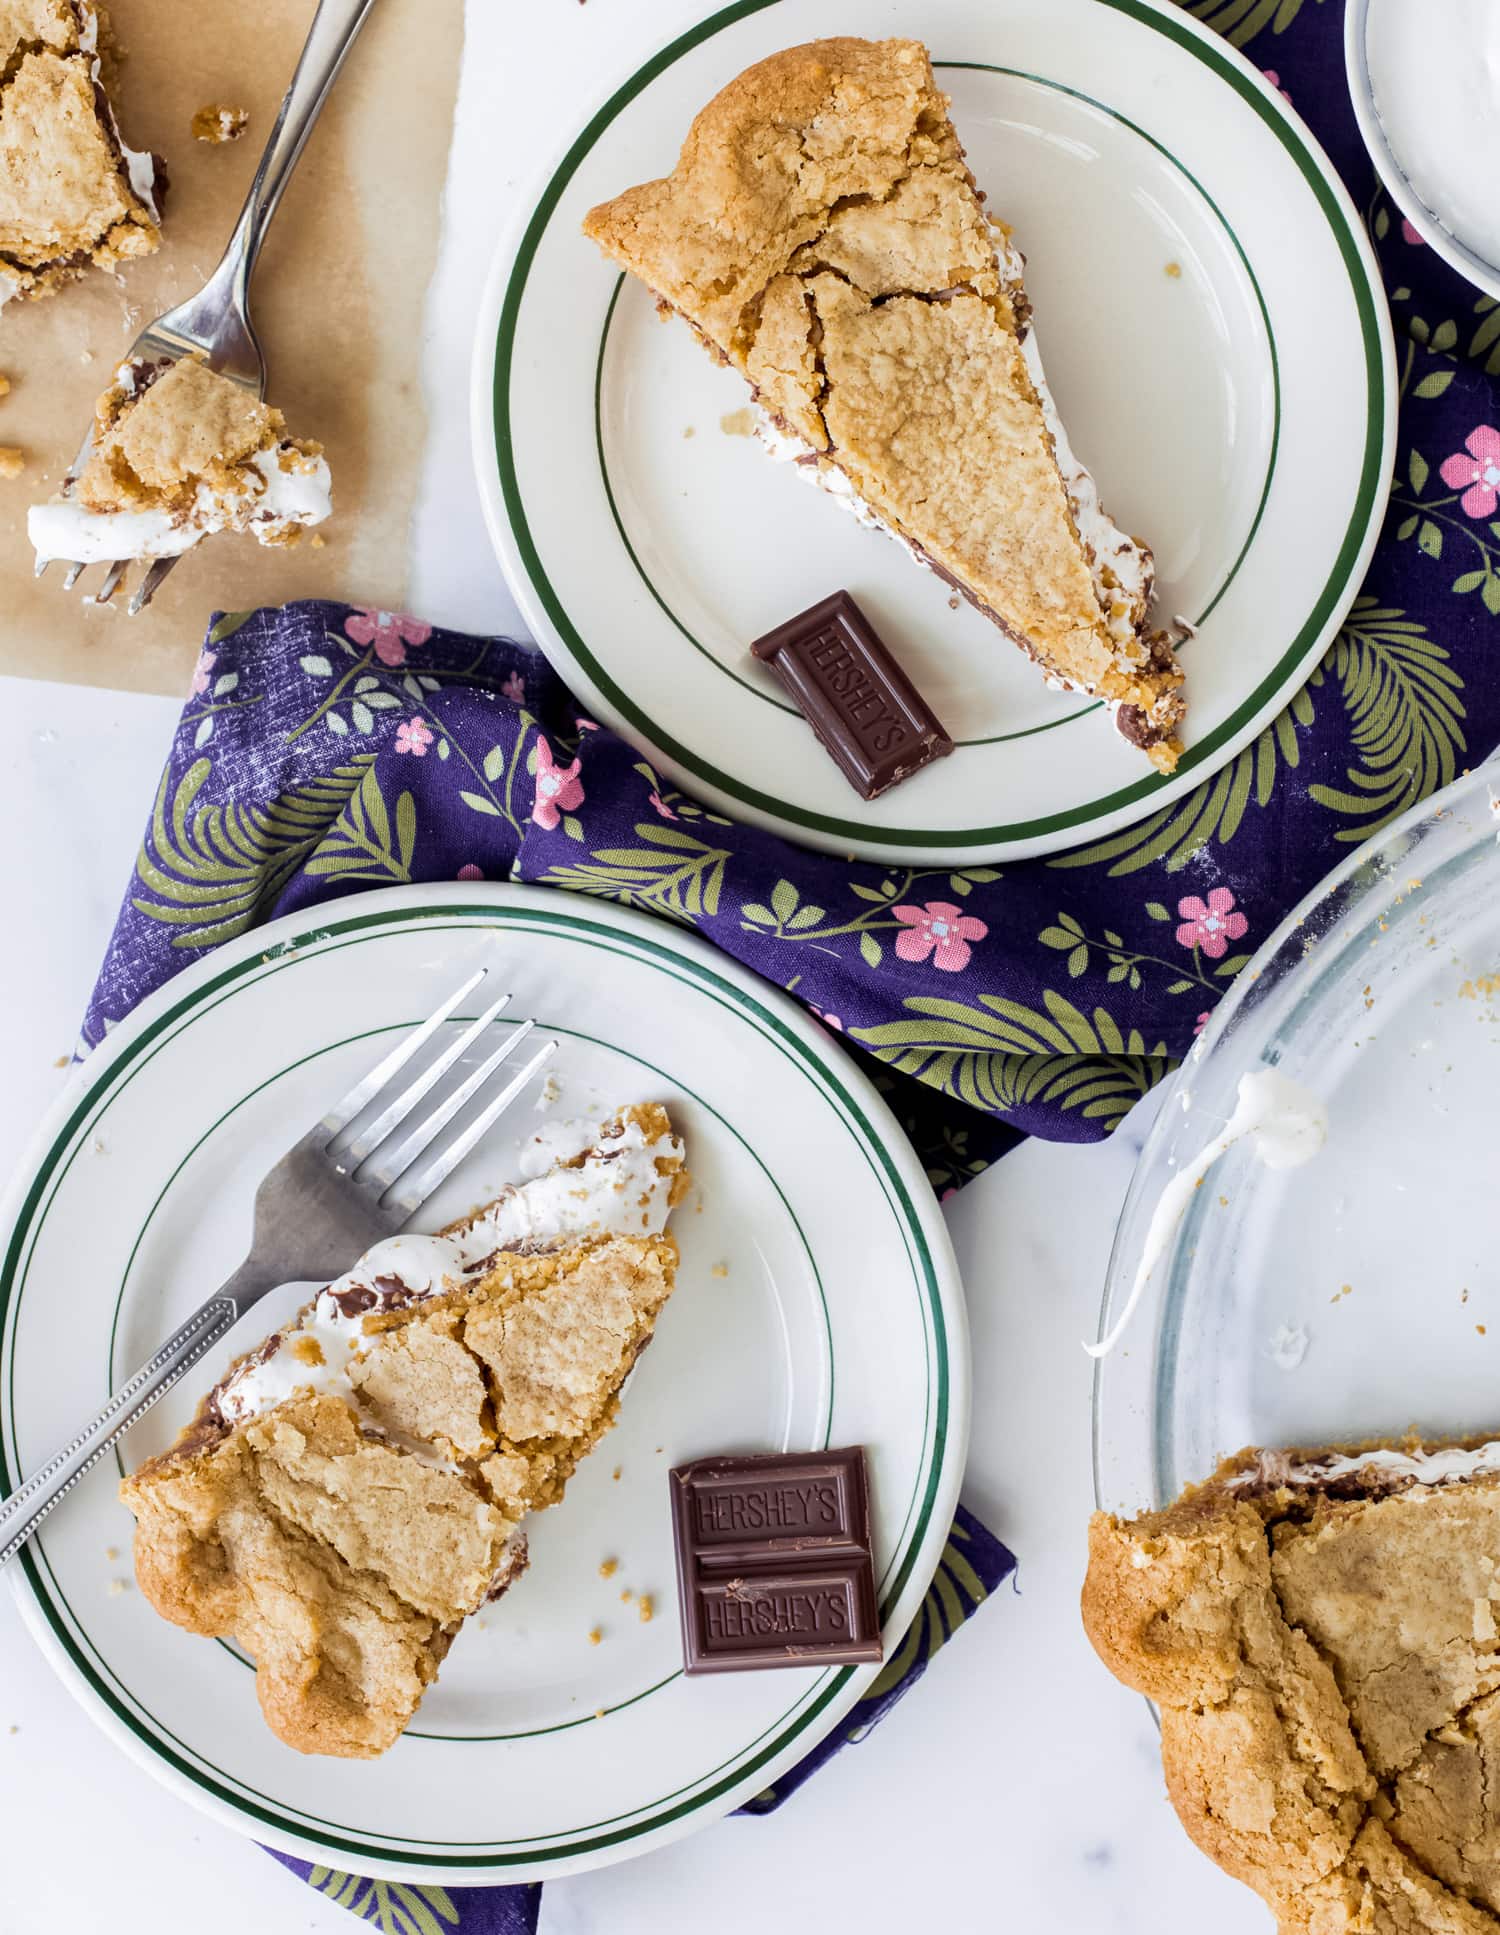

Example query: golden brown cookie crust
[0,3,160,301]
[1083,1442,1500,1931]
[582,36,1185,768]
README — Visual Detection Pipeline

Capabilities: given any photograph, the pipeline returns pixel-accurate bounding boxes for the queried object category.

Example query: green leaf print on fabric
[862,1518,995,1705]
[1308,601,1466,838]
[1048,689,1315,876]
[131,755,376,950]
[305,1870,458,1935]
[1178,0,1319,49]
[853,991,1173,1131]
[304,764,418,884]
[537,823,729,923]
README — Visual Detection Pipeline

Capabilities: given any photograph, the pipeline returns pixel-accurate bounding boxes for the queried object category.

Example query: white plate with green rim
[474,0,1395,865]
[0,884,967,1883]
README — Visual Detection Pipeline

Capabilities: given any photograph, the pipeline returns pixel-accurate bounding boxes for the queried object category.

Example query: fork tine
[92,560,127,605]
[321,967,487,1138]
[129,555,180,616]
[339,985,515,1165]
[361,1017,537,1190]
[63,562,86,591]
[34,556,52,580]
[383,1036,559,1215]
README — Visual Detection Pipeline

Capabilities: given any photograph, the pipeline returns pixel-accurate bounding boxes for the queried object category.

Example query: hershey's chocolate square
[669,1447,883,1674]
[751,591,953,800]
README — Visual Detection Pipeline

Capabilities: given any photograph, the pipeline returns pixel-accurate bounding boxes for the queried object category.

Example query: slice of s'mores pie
[0,0,163,307]
[28,354,331,567]
[1084,1435,1500,1933]
[122,1106,688,1759]
[583,36,1186,772]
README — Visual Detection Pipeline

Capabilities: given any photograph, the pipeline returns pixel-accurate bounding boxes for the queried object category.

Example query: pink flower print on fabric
[647,791,678,821]
[1175,888,1248,960]
[892,901,989,973]
[344,607,433,668]
[501,671,525,704]
[190,649,216,697]
[456,863,484,881]
[532,737,584,830]
[1440,427,1500,520]
[394,716,434,757]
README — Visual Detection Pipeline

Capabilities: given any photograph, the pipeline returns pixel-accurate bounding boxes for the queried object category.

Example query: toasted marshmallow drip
[1230,1440,1500,1493]
[1087,1071,1328,1359]
[214,1115,683,1425]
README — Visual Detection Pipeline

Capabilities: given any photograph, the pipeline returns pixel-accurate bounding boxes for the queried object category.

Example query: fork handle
[0,1295,239,1571]
[224,0,381,287]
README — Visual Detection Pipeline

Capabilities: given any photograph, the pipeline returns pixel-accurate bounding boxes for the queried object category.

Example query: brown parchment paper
[0,0,463,694]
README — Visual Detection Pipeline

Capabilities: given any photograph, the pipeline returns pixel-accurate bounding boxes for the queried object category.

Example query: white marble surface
[0,1,1269,1930]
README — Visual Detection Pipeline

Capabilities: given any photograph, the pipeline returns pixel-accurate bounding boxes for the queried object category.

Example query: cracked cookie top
[582,38,984,356]
[1084,1444,1500,1932]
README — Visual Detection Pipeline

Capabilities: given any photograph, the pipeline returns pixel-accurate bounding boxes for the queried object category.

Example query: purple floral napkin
[78,1,1500,1925]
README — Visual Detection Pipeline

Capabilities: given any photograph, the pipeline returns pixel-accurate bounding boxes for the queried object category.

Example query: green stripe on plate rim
[0,902,950,1867]
[96,1012,835,1744]
[590,59,1284,745]
[491,0,1388,848]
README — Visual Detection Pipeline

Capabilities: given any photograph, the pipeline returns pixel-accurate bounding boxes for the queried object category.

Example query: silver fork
[0,967,557,1569]
[34,0,378,614]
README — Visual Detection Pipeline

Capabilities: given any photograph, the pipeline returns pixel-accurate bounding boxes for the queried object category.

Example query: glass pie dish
[1093,759,1500,1518]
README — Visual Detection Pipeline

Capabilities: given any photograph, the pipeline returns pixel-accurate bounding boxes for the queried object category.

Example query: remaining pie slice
[1084,1436,1500,1933]
[583,36,1186,772]
[122,1105,688,1759]
[28,353,332,567]
[0,0,163,307]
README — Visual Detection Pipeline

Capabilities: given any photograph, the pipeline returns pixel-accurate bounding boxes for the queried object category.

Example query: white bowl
[1346,0,1500,301]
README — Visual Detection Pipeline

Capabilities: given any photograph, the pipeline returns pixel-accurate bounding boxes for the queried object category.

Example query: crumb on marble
[711,1262,728,1279]
[719,407,756,438]
[105,1546,119,1562]
[682,425,695,439]
[620,1586,633,1601]
[1165,260,1183,278]
[598,1557,618,1580]
[612,1466,621,1481]
[588,1626,603,1646]
[638,1595,655,1624]
[107,1578,128,1597]
[53,1055,69,1069]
